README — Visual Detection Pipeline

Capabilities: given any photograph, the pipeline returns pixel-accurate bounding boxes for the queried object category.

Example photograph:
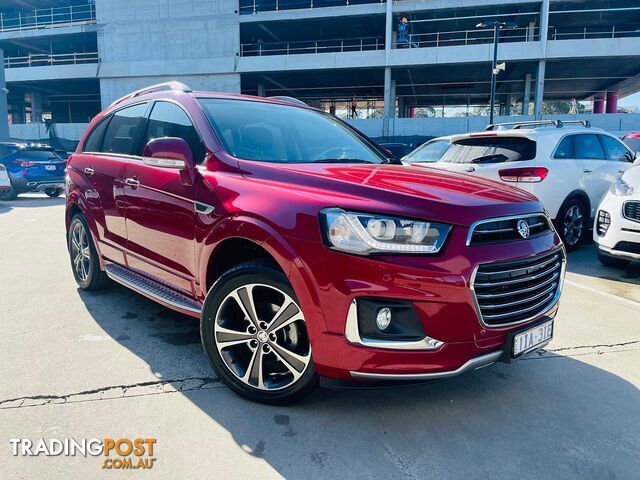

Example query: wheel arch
[556,189,591,221]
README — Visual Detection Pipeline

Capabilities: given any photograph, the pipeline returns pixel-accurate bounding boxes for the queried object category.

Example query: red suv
[66,82,565,404]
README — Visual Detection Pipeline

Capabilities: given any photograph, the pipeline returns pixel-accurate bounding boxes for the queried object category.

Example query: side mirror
[143,137,194,170]
[143,137,196,186]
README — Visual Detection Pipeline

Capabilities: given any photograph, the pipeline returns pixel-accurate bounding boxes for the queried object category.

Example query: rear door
[123,100,206,294]
[435,134,536,182]
[76,102,149,263]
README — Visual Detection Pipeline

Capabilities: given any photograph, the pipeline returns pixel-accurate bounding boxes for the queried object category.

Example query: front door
[123,101,206,295]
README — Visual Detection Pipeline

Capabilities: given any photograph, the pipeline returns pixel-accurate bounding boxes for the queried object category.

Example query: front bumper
[594,194,640,260]
[287,224,564,381]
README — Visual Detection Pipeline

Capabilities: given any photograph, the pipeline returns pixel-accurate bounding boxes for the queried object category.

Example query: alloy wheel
[563,205,584,247]
[70,221,91,282]
[214,283,311,391]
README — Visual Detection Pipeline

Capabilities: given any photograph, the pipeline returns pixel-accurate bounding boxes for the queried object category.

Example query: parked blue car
[0,142,66,201]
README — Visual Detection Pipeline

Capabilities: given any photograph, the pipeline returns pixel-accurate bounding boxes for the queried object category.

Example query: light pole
[476,21,517,124]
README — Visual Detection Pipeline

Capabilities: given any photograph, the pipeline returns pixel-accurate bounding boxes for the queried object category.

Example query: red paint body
[66,90,563,381]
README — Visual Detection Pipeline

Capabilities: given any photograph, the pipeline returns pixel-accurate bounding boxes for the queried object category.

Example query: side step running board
[105,264,202,315]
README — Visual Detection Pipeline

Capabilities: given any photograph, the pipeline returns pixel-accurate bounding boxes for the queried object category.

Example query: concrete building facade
[2,0,640,143]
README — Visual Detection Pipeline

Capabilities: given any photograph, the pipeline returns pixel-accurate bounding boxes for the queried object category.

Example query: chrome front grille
[623,201,640,223]
[467,214,552,246]
[472,249,564,327]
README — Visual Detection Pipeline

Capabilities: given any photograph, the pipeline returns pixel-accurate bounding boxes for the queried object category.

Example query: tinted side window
[441,136,536,164]
[600,135,630,161]
[405,140,450,164]
[574,134,605,160]
[141,102,205,163]
[553,136,574,159]
[83,116,110,152]
[101,103,148,155]
[0,146,17,158]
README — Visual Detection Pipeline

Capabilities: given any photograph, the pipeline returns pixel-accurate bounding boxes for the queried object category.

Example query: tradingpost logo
[10,437,157,470]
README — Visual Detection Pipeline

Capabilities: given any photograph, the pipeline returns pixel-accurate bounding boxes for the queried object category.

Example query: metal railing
[549,25,640,41]
[4,52,99,69]
[241,36,384,56]
[402,26,537,49]
[0,3,96,33]
[239,0,384,15]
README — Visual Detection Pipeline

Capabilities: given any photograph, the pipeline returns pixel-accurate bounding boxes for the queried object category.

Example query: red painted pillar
[593,96,605,114]
[606,91,619,114]
[409,107,416,118]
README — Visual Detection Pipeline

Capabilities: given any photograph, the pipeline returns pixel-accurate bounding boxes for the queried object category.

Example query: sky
[621,92,640,110]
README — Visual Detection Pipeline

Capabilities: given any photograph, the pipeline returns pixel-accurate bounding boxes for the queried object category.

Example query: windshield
[198,98,387,164]
[440,136,536,164]
[404,140,450,163]
[623,136,640,153]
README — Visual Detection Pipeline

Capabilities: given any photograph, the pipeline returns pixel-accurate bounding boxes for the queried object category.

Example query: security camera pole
[0,48,9,140]
[477,21,516,124]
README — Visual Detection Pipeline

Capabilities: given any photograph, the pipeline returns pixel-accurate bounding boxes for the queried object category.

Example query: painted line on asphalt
[565,278,640,309]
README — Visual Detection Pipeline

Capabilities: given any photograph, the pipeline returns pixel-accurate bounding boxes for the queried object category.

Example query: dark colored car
[0,142,66,201]
[65,82,565,404]
[379,142,415,159]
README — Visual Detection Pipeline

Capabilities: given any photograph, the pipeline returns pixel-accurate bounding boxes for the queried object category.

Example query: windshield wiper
[313,158,378,164]
[470,153,509,164]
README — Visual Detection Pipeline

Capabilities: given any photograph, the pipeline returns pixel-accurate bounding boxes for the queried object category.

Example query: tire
[68,214,111,290]
[201,262,318,405]
[555,198,587,251]
[598,251,631,269]
[45,188,63,198]
[0,181,18,201]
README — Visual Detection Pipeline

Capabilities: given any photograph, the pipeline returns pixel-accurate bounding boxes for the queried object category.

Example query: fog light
[597,210,611,237]
[376,308,392,331]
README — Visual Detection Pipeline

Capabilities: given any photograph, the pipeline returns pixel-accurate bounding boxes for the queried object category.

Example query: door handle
[582,169,592,174]
[125,177,140,188]
[84,167,94,176]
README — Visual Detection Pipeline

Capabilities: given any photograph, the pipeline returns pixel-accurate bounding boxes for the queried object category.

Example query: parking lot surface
[1,194,639,479]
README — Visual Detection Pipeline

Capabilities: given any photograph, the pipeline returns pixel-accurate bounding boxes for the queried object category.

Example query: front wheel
[201,263,318,405]
[68,214,111,290]
[555,198,587,251]
[45,188,63,198]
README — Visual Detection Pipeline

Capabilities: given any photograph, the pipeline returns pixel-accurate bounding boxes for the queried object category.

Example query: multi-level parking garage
[1,0,640,142]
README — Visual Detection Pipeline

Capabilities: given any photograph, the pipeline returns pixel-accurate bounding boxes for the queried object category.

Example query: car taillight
[499,167,549,183]
[15,160,37,167]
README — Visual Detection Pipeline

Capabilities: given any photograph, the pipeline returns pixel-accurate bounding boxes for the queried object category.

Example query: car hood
[239,161,543,226]
[622,164,640,186]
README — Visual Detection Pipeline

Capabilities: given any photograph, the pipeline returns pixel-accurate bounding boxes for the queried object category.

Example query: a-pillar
[593,96,605,114]
[0,49,9,140]
[606,91,618,114]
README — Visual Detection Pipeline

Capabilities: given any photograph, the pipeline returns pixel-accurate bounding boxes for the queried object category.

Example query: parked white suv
[430,120,637,249]
[594,165,640,267]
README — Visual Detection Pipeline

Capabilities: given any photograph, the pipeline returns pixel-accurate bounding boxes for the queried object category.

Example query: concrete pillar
[384,0,393,64]
[593,96,605,114]
[527,22,536,41]
[257,83,266,97]
[606,91,618,114]
[30,92,42,123]
[0,49,9,140]
[383,67,393,135]
[522,73,532,115]
[503,94,511,116]
[540,0,550,47]
[534,60,546,119]
[409,107,416,118]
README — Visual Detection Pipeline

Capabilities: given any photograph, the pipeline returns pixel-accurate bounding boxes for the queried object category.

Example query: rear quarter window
[441,136,536,164]
[83,116,110,153]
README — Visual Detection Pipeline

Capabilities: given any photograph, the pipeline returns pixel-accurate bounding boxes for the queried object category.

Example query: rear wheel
[68,214,111,290]
[555,198,587,251]
[598,251,631,269]
[45,187,63,198]
[201,263,318,405]
[0,181,18,201]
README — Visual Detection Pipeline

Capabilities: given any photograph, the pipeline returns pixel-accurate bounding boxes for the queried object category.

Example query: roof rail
[268,96,309,106]
[109,81,192,108]
[486,119,591,131]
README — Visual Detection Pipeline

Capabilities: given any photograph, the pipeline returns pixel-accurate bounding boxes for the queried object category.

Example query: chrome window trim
[466,213,553,246]
[345,299,444,351]
[469,246,566,329]
[622,200,640,224]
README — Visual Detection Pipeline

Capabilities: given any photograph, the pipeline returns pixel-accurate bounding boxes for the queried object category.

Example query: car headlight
[320,208,451,255]
[610,176,634,196]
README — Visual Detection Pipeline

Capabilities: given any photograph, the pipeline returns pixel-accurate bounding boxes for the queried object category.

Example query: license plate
[44,165,56,171]
[513,320,553,357]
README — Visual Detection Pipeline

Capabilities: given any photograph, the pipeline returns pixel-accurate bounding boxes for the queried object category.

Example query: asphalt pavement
[1,194,639,479]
